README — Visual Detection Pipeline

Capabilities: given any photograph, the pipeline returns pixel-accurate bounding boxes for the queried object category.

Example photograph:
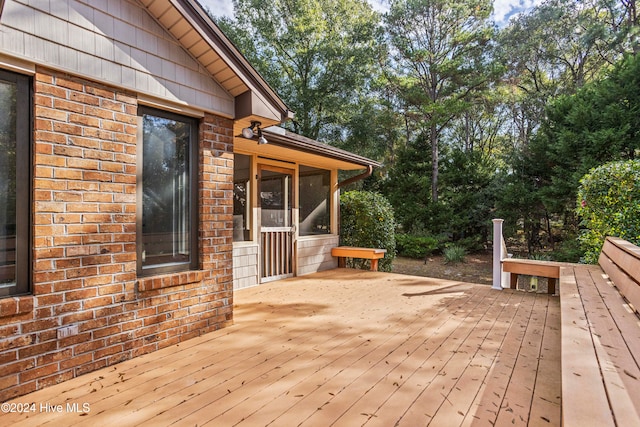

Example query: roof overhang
[139,0,292,126]
[234,127,381,171]
[138,1,376,173]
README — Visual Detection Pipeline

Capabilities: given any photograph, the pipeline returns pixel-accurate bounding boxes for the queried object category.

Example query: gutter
[263,128,382,169]
[338,165,373,188]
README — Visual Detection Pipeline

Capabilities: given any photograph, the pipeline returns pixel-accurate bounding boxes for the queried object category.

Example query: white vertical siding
[0,0,233,116]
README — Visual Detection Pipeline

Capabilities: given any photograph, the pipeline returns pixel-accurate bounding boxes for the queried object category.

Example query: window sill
[0,296,34,318]
[137,270,206,292]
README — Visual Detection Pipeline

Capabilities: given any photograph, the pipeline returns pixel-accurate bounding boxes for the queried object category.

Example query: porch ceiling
[3,270,561,426]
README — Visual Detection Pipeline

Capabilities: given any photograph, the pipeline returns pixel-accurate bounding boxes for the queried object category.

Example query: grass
[443,245,466,264]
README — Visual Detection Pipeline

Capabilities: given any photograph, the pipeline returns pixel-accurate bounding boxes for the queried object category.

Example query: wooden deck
[3,269,560,426]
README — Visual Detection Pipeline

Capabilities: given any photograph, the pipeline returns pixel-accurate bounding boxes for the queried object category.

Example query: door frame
[258,163,297,282]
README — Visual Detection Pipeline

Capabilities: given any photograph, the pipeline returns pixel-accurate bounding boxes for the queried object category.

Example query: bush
[550,238,584,263]
[340,191,396,271]
[396,234,439,258]
[577,160,640,264]
[529,253,551,261]
[443,245,466,264]
[455,235,486,253]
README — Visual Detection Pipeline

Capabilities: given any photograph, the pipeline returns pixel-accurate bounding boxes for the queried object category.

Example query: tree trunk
[464,111,471,152]
[430,123,439,203]
[545,210,555,250]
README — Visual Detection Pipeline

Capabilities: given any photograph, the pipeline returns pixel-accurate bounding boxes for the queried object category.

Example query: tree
[493,0,638,253]
[495,0,638,155]
[602,0,638,54]
[331,79,409,172]
[444,89,509,157]
[534,53,640,215]
[216,0,383,141]
[438,147,499,249]
[384,0,495,203]
[383,131,432,233]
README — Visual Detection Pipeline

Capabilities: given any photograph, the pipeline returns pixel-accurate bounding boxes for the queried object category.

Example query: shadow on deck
[3,269,560,426]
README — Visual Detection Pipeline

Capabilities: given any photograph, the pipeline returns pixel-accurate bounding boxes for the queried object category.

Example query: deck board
[560,266,616,427]
[431,290,525,426]
[528,293,562,426]
[2,269,560,426]
[396,287,508,426]
[576,266,640,425]
[335,289,494,426]
[494,293,554,425]
[360,284,492,426]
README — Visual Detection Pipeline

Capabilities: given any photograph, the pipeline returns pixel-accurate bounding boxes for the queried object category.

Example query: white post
[492,218,504,290]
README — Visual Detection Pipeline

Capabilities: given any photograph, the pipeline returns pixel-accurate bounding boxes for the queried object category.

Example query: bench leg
[370,259,379,271]
[338,257,346,268]
[510,273,518,290]
[548,278,556,295]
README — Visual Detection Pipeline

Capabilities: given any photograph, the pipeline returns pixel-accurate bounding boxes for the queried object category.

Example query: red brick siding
[0,70,234,401]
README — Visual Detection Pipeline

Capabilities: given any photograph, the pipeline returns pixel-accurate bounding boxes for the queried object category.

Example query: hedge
[340,191,396,271]
[577,160,640,264]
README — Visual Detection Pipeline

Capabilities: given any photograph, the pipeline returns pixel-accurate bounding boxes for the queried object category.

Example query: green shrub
[577,160,640,264]
[443,245,466,264]
[340,191,396,271]
[551,238,584,263]
[396,234,438,258]
[529,253,551,261]
[455,235,486,253]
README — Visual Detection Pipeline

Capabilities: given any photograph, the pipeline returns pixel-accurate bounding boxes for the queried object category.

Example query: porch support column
[492,218,504,290]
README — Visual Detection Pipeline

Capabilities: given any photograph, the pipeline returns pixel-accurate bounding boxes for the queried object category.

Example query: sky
[197,0,545,27]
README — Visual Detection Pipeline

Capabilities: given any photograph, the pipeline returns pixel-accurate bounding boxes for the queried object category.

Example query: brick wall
[0,69,234,401]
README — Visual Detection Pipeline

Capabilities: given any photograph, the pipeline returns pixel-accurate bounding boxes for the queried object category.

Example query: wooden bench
[331,246,387,271]
[559,237,640,426]
[502,258,560,294]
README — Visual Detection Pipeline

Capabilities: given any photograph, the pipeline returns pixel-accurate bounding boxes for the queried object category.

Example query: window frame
[298,165,332,237]
[136,106,199,277]
[0,69,32,298]
[233,153,252,242]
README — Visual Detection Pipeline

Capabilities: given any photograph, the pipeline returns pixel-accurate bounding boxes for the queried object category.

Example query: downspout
[337,165,373,188]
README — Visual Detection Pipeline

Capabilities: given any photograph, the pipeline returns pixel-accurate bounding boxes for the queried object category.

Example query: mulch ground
[391,253,493,285]
[391,253,551,292]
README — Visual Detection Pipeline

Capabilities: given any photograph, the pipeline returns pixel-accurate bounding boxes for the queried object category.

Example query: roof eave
[172,0,292,122]
[263,128,382,169]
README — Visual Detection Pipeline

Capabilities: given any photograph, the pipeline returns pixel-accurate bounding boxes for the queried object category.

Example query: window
[299,166,331,236]
[137,107,198,276]
[233,154,251,241]
[0,70,31,297]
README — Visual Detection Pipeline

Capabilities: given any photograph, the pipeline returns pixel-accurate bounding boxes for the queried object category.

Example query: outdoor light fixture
[257,130,268,145]
[242,121,268,144]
